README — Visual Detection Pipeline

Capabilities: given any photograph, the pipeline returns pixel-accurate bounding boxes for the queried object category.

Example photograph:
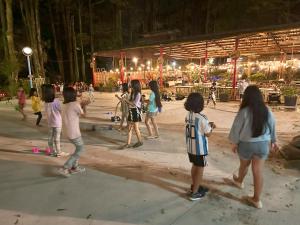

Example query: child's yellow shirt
[31,96,41,113]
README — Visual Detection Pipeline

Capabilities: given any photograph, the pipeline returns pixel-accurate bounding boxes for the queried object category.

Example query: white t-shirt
[62,101,83,139]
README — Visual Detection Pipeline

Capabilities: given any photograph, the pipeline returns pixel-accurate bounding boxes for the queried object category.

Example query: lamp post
[22,47,33,88]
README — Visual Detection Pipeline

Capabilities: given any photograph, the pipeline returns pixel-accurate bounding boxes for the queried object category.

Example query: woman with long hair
[145,80,162,138]
[121,79,143,148]
[229,85,278,209]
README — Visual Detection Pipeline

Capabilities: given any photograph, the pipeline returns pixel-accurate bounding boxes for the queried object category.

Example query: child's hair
[130,80,141,101]
[184,92,204,113]
[149,80,162,108]
[63,87,77,104]
[212,82,216,86]
[29,88,37,97]
[42,84,55,103]
[122,83,129,93]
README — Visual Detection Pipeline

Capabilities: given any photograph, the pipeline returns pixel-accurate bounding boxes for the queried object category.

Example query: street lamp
[22,47,33,88]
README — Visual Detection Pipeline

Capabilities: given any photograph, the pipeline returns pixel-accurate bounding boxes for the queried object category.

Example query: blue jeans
[64,137,84,169]
[48,127,61,154]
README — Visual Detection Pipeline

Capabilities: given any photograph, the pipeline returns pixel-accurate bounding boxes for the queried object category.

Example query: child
[121,79,143,149]
[115,83,129,131]
[17,86,27,120]
[145,80,162,139]
[184,92,215,201]
[43,84,69,157]
[207,82,217,107]
[58,87,85,177]
[88,84,95,102]
[29,88,42,126]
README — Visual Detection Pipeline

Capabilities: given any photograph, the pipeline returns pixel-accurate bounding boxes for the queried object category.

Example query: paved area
[0,92,299,225]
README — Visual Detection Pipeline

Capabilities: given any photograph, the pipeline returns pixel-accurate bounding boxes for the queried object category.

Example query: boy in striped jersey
[185,93,215,201]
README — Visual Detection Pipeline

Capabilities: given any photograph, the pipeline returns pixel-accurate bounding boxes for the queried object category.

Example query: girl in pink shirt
[43,84,69,157]
[17,86,26,120]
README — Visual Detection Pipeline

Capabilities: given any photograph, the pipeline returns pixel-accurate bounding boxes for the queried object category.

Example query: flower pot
[219,93,229,102]
[284,96,297,107]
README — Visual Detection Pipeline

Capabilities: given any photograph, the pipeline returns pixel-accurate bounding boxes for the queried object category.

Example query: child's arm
[115,94,122,101]
[203,120,215,137]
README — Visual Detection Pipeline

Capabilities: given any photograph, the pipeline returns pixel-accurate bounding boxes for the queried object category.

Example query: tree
[20,0,45,78]
[0,0,19,94]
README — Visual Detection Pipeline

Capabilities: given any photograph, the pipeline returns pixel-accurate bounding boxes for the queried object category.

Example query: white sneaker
[70,166,86,174]
[58,168,70,177]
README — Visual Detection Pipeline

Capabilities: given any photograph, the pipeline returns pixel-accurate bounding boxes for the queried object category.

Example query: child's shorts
[188,153,207,167]
[128,107,142,122]
[238,141,270,160]
[146,111,158,118]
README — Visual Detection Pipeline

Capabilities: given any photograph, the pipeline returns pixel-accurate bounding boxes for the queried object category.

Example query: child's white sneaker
[58,168,70,177]
[70,166,85,174]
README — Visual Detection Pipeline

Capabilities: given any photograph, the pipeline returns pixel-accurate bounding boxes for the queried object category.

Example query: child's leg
[150,117,159,137]
[53,127,62,154]
[133,122,142,143]
[191,165,204,193]
[63,137,84,169]
[145,115,153,136]
[19,105,26,119]
[119,113,125,130]
[235,158,251,184]
[251,158,265,202]
[35,112,42,125]
[127,123,133,145]
[48,128,54,152]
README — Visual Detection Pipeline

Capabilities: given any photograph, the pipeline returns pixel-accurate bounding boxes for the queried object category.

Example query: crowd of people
[14,79,278,209]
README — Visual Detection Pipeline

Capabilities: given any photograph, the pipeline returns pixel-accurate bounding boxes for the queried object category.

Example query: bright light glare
[132,57,138,64]
[22,47,33,56]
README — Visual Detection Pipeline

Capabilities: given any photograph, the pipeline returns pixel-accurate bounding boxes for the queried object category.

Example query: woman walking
[121,79,143,149]
[145,80,162,139]
[229,85,278,209]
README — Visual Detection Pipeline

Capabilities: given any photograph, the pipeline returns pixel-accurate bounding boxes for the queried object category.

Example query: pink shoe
[45,147,52,155]
[32,147,40,154]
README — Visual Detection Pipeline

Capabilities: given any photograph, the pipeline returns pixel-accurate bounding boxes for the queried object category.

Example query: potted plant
[281,85,298,107]
[219,88,230,102]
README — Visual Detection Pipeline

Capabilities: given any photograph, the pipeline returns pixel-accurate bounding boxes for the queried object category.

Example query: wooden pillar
[91,56,96,86]
[159,46,163,87]
[232,38,239,100]
[120,51,124,83]
[204,42,208,81]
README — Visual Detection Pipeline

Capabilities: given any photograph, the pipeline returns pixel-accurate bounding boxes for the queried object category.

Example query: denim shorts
[238,141,270,160]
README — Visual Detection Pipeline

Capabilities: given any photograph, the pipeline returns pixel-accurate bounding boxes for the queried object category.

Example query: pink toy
[45,147,51,155]
[32,147,40,154]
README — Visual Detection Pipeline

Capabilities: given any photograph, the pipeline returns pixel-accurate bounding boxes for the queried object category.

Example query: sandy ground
[0,92,299,225]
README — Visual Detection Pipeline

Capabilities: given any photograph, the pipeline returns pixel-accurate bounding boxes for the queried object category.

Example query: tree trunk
[115,5,122,47]
[205,0,211,34]
[88,0,94,54]
[72,16,79,81]
[78,0,86,81]
[62,2,74,82]
[0,0,8,58]
[19,0,45,78]
[5,0,18,81]
[48,1,65,79]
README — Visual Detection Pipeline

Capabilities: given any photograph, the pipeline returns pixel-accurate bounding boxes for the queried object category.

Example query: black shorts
[188,153,207,167]
[128,107,142,122]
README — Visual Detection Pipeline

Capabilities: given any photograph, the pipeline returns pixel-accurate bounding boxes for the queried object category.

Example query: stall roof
[93,23,300,60]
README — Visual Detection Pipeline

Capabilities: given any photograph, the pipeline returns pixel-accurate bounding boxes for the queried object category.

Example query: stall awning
[93,23,300,60]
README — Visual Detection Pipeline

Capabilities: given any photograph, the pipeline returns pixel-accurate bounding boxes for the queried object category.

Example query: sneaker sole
[70,169,86,175]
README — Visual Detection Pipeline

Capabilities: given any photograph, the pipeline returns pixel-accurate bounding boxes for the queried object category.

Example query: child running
[43,84,69,157]
[115,83,129,131]
[88,84,95,102]
[145,80,162,139]
[29,88,42,126]
[58,87,85,177]
[185,92,215,201]
[121,79,143,149]
[207,82,217,107]
[16,86,26,120]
